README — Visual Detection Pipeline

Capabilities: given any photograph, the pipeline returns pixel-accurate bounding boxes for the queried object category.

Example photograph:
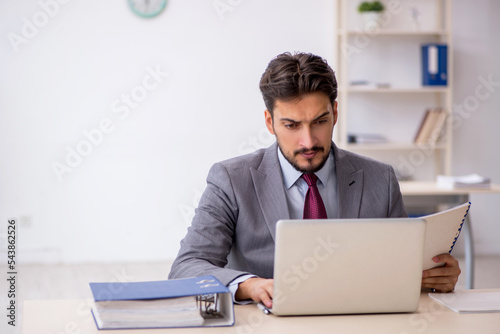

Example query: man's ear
[265,110,275,135]
[333,101,338,126]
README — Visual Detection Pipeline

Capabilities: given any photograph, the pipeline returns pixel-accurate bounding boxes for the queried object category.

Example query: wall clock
[128,0,167,18]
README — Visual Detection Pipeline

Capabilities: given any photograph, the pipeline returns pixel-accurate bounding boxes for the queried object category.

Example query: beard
[277,141,330,173]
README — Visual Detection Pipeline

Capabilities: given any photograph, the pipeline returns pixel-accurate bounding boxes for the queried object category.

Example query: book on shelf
[348,80,391,89]
[414,108,447,145]
[89,275,234,330]
[348,133,388,144]
[437,174,491,189]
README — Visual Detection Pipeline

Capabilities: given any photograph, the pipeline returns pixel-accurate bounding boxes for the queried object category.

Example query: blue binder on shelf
[89,275,235,330]
[421,44,448,86]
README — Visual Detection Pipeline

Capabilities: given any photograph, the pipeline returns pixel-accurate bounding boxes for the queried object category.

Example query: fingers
[433,253,459,266]
[236,278,274,307]
[252,279,273,308]
[422,254,461,292]
[258,283,273,308]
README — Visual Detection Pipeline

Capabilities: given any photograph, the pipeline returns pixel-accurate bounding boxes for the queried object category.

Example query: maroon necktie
[301,173,327,219]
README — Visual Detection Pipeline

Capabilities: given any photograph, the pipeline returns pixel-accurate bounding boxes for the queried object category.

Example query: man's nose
[300,127,316,148]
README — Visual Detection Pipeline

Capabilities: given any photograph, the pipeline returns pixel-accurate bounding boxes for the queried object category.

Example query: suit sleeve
[387,165,408,218]
[168,162,251,286]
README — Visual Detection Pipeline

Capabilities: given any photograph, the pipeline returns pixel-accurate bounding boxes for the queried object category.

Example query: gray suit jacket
[168,142,407,285]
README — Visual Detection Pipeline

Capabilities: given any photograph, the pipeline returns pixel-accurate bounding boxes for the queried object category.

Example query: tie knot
[301,173,318,187]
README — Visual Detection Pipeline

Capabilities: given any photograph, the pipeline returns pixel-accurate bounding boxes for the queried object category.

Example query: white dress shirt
[277,147,338,219]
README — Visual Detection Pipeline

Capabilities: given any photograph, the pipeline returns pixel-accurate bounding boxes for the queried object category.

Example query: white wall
[0,0,336,263]
[451,0,500,256]
[0,0,498,265]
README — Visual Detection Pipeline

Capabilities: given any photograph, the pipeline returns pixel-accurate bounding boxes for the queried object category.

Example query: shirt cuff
[228,274,257,305]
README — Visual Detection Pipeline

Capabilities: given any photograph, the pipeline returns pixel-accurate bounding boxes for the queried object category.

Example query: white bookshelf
[335,0,453,180]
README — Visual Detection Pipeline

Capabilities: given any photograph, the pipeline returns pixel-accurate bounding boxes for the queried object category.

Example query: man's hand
[421,253,461,292]
[235,277,274,308]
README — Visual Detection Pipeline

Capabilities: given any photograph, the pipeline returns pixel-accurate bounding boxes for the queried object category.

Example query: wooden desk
[399,181,500,196]
[399,181,500,289]
[22,292,500,334]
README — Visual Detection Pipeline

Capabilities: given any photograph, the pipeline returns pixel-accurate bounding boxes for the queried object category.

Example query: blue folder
[422,44,448,86]
[89,275,235,330]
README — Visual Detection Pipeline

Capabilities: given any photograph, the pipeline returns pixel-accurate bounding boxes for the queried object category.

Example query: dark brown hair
[259,52,337,116]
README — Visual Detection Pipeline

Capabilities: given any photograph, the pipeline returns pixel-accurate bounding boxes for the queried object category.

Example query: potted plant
[358,1,385,30]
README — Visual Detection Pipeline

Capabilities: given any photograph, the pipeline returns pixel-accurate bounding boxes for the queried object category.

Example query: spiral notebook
[421,202,471,270]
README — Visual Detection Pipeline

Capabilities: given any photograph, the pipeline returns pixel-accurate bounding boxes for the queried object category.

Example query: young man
[168,52,460,307]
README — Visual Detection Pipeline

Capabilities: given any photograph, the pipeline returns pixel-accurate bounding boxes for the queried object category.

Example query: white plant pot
[360,12,383,31]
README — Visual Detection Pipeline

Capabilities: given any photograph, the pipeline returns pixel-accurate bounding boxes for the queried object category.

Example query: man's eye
[284,123,298,129]
[315,119,327,125]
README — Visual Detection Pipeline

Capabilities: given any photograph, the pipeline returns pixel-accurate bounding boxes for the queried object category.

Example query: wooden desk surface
[399,181,500,196]
[23,291,500,334]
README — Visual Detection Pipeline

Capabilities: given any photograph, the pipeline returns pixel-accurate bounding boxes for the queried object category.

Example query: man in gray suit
[169,52,460,308]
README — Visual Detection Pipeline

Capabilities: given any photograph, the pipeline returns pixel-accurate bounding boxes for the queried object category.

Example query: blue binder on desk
[89,275,234,330]
[422,44,448,86]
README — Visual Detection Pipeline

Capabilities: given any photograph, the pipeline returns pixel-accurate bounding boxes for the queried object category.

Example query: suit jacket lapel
[250,143,290,241]
[333,144,364,218]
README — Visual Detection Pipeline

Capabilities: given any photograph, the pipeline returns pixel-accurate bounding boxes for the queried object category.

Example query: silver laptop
[271,218,426,316]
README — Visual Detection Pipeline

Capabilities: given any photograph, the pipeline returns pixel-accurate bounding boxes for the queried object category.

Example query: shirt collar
[277,146,334,189]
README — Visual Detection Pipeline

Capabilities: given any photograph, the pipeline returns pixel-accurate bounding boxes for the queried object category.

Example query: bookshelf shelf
[345,143,447,151]
[343,87,450,93]
[336,0,453,180]
[340,30,449,37]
